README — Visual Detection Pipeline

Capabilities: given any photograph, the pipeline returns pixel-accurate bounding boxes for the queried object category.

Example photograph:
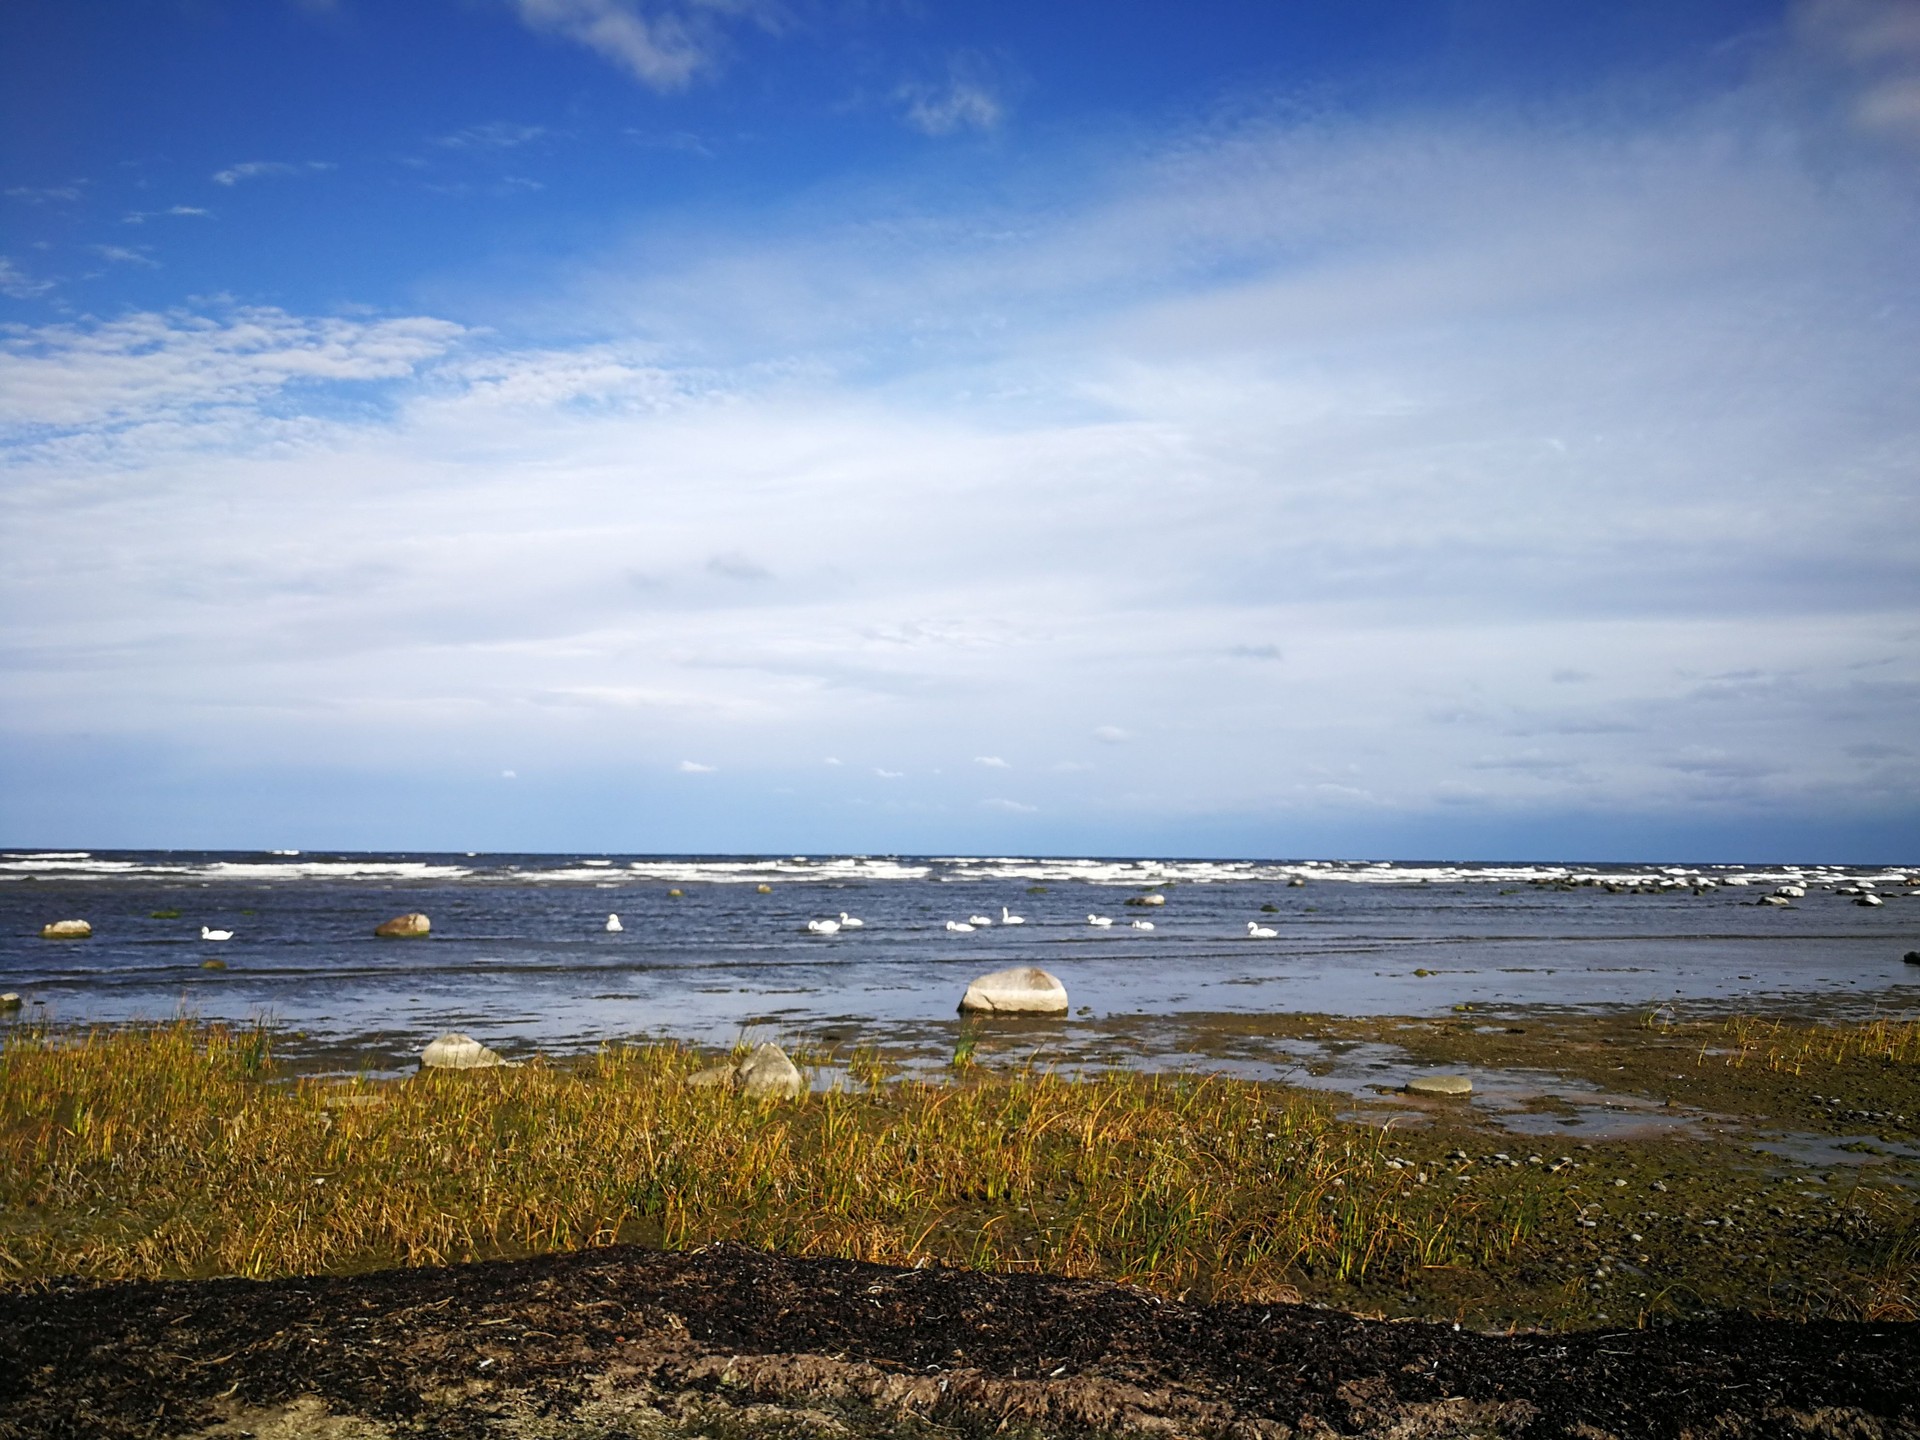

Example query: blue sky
[2,0,1917,860]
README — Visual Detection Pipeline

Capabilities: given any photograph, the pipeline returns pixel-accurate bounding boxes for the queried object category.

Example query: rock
[1288,876,1306,887]
[1405,1074,1474,1097]
[0,993,21,1011]
[756,884,773,894]
[375,912,431,939]
[201,958,227,971]
[1125,893,1166,907]
[737,1042,805,1099]
[39,919,91,939]
[1904,951,1920,966]
[959,965,1069,1015]
[1757,896,1791,907]
[420,1033,503,1069]
[687,1063,737,1089]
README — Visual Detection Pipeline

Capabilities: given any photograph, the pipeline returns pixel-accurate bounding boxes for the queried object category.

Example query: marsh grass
[1722,1015,1920,1074]
[0,1021,1541,1299]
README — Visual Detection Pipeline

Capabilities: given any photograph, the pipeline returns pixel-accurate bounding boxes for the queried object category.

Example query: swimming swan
[605,914,623,932]
[1001,907,1025,925]
[806,918,841,935]
[967,914,994,927]
[839,913,865,928]
[200,926,233,941]
[1130,919,1155,931]
[1246,921,1277,939]
[945,919,977,933]
[1087,914,1113,928]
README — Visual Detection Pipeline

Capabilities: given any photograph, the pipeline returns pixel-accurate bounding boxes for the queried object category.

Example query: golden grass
[0,1022,1538,1299]
[1720,1015,1920,1074]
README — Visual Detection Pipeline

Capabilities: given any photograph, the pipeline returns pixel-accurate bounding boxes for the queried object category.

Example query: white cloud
[211,161,336,186]
[91,245,158,268]
[433,121,550,149]
[973,755,1008,767]
[874,769,905,779]
[1795,0,1920,147]
[5,183,84,204]
[123,206,212,225]
[509,0,712,91]
[899,63,1004,136]
[677,759,716,772]
[501,769,518,779]
[982,797,1037,813]
[2,75,1916,851]
[0,257,55,300]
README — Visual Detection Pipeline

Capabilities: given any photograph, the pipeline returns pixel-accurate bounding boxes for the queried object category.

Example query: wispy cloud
[123,205,212,225]
[5,183,85,204]
[1796,0,1920,147]
[677,759,716,772]
[982,797,1037,813]
[0,257,55,300]
[90,245,158,268]
[211,160,336,186]
[509,0,713,92]
[432,121,550,149]
[898,60,1004,136]
[973,755,1009,768]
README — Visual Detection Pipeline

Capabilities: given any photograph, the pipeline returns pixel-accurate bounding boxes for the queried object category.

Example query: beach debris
[605,913,623,932]
[737,1042,806,1099]
[39,919,91,940]
[420,1033,503,1069]
[375,912,431,939]
[1405,1074,1474,1098]
[959,965,1069,1015]
[0,993,21,1011]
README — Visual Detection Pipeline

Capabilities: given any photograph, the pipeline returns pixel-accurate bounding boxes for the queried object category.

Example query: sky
[1,0,1917,861]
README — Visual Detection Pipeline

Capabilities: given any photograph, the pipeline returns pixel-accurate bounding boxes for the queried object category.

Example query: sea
[3,851,1916,1076]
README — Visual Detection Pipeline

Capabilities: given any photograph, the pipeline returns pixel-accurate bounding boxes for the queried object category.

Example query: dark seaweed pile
[3,1244,1916,1439]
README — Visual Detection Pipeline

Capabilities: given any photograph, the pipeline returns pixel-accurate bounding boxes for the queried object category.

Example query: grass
[1721,1015,1920,1074]
[0,1021,1541,1303]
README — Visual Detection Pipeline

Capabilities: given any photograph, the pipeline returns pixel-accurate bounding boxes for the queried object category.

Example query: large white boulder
[958,966,1069,1015]
[736,1042,806,1098]
[376,912,431,939]
[420,1033,503,1070]
[40,919,91,939]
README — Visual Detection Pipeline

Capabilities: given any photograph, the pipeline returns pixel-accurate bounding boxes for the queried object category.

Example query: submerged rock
[1405,1074,1474,1098]
[39,919,91,940]
[737,1042,805,1099]
[0,993,21,1011]
[375,912,431,939]
[1904,951,1920,966]
[420,1033,503,1069]
[959,966,1069,1015]
[687,1063,737,1089]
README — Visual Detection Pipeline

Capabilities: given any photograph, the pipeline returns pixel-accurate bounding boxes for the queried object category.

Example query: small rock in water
[0,992,21,1011]
[959,965,1070,1015]
[200,958,227,970]
[375,912,431,939]
[1405,1074,1474,1097]
[756,884,773,894]
[1905,950,1920,966]
[39,919,91,939]
[420,1033,503,1069]
[736,1042,805,1099]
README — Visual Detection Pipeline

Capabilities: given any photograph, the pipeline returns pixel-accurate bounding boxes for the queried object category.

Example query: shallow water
[3,850,1916,1068]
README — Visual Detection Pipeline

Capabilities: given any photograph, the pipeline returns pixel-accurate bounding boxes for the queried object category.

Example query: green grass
[0,1022,1538,1301]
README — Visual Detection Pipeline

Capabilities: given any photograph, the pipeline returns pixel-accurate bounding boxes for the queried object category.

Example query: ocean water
[3,850,1916,1071]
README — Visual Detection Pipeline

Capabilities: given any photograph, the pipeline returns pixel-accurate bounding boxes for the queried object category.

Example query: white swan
[806,918,841,935]
[605,913,623,933]
[1246,921,1277,939]
[945,919,976,933]
[200,926,233,942]
[1087,914,1112,928]
[967,914,994,927]
[1001,907,1025,925]
[1130,919,1155,931]
[838,912,865,928]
